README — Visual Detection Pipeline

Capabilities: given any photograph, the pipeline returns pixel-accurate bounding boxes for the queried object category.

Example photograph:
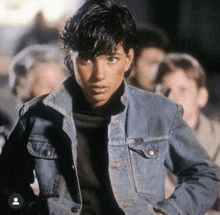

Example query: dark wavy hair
[134,25,169,64]
[60,0,137,73]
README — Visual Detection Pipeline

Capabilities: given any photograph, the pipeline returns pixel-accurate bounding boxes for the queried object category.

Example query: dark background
[119,0,220,73]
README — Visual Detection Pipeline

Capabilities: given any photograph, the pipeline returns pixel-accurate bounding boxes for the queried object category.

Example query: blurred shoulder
[127,84,180,114]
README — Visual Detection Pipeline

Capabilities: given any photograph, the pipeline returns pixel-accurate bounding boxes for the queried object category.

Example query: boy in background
[151,53,220,214]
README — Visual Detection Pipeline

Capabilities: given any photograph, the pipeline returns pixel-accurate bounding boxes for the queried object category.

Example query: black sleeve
[0,116,36,215]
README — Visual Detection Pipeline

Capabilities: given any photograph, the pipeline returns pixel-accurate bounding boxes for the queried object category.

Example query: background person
[151,53,220,214]
[8,44,69,196]
[9,44,69,109]
[126,25,169,91]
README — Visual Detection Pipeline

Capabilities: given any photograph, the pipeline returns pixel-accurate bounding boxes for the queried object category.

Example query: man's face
[134,47,165,91]
[155,69,202,128]
[72,44,134,107]
[25,63,66,100]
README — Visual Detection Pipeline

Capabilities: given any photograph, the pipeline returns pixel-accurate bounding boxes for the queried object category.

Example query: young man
[126,25,169,91]
[151,53,220,214]
[0,1,219,215]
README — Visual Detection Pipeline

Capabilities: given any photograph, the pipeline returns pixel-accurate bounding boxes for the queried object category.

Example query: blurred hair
[151,53,207,89]
[9,44,69,96]
[60,0,137,73]
[134,25,169,63]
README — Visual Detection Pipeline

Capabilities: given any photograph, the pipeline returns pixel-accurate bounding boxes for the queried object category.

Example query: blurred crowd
[0,4,220,215]
[0,10,69,133]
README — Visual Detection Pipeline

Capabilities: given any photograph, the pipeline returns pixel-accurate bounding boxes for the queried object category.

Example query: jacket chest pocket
[27,139,64,197]
[128,139,168,195]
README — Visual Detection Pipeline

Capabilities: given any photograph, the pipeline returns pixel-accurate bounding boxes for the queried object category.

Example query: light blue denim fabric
[1,75,220,215]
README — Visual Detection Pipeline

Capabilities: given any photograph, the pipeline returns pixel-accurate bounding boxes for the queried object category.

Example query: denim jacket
[1,76,219,215]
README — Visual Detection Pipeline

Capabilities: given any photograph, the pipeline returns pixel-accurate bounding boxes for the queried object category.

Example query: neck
[186,112,200,130]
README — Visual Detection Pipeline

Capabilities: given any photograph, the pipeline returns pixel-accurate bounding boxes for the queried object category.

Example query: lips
[90,85,109,94]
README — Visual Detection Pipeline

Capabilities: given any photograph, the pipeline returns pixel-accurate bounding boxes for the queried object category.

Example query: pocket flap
[128,139,168,159]
[27,140,60,159]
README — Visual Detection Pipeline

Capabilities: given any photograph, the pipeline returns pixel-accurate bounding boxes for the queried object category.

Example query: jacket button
[44,150,50,156]
[71,206,80,213]
[148,149,154,156]
[135,138,143,143]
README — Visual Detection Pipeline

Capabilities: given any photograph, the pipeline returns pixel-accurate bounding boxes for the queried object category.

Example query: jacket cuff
[153,199,185,215]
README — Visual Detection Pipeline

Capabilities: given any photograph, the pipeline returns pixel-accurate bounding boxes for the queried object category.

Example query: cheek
[116,66,126,77]
[139,68,151,81]
[30,86,46,97]
[107,67,125,88]
[109,64,125,78]
[75,66,91,86]
[50,74,65,85]
[182,98,198,116]
[137,63,151,77]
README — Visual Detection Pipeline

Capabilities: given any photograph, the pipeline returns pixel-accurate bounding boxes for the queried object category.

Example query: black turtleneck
[72,82,125,215]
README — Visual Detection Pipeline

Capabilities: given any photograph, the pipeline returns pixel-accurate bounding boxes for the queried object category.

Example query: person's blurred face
[155,69,203,128]
[133,47,165,91]
[71,44,134,107]
[28,62,66,99]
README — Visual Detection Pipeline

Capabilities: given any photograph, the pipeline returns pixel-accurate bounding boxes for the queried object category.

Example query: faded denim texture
[0,76,220,215]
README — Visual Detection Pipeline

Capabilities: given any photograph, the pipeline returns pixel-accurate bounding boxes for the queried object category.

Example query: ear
[125,48,134,71]
[197,87,209,108]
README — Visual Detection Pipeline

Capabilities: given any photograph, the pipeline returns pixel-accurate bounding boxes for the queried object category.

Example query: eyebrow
[107,52,121,56]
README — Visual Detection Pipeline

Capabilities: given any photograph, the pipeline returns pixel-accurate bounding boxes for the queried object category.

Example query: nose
[92,59,106,80]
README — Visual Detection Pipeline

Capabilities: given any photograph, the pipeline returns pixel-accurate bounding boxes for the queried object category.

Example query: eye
[156,86,171,97]
[107,56,118,63]
[159,88,171,97]
[163,88,171,97]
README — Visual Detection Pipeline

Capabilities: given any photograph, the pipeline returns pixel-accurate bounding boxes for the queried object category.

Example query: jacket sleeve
[0,109,36,214]
[153,104,220,215]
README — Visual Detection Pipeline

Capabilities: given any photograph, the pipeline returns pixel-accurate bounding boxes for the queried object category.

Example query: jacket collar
[43,75,129,117]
